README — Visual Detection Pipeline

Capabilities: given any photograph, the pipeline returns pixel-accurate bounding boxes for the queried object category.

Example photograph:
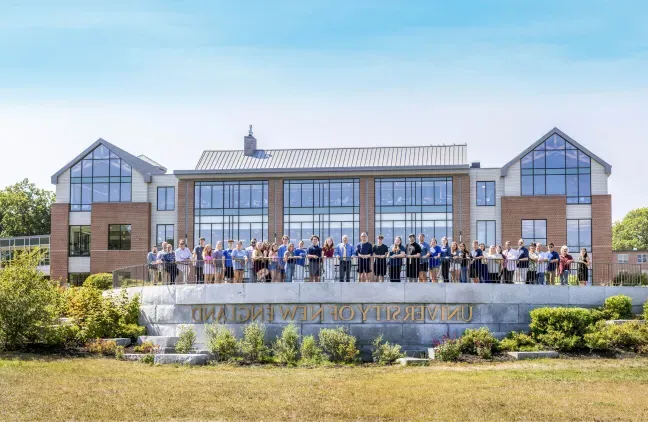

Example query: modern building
[0,235,51,277]
[49,127,612,284]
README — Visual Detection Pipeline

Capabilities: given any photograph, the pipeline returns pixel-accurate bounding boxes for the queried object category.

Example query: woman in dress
[322,237,335,282]
[450,241,461,282]
[388,236,406,282]
[203,244,214,283]
[577,248,590,286]
[372,234,389,282]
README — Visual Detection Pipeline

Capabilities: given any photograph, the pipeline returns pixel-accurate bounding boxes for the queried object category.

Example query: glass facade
[156,224,175,247]
[375,177,453,247]
[476,181,495,206]
[0,235,50,267]
[284,179,360,245]
[521,219,547,245]
[521,134,591,204]
[70,144,132,211]
[567,219,592,253]
[194,181,268,245]
[476,220,496,247]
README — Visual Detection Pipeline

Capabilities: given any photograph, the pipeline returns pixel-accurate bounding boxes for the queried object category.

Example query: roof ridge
[199,144,467,153]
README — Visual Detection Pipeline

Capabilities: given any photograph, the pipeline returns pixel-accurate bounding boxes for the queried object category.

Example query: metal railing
[112,256,648,288]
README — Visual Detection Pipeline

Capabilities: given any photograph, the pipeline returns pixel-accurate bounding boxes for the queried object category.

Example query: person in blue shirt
[546,242,560,285]
[335,235,355,282]
[231,241,248,283]
[516,239,529,283]
[470,240,483,283]
[307,235,323,282]
[418,233,430,282]
[277,235,289,282]
[294,240,307,282]
[429,237,442,283]
[223,239,234,282]
[356,232,373,282]
[388,236,406,282]
[439,237,451,282]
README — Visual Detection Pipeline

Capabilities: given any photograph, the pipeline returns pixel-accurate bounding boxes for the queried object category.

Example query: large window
[375,177,453,247]
[617,254,628,264]
[284,179,359,245]
[476,181,496,206]
[108,224,131,250]
[567,219,592,253]
[476,220,496,247]
[638,254,648,264]
[70,144,132,211]
[69,226,91,257]
[521,219,547,245]
[157,187,175,211]
[195,181,268,245]
[521,134,591,204]
[156,224,174,247]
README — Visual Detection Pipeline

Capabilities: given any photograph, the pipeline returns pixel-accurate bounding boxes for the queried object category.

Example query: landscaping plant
[584,321,648,352]
[499,332,540,352]
[458,327,499,356]
[175,325,196,354]
[205,323,238,361]
[602,294,634,320]
[435,338,461,362]
[239,321,270,363]
[272,324,300,365]
[299,335,325,363]
[318,327,359,364]
[371,335,406,365]
[82,273,113,291]
[529,307,595,351]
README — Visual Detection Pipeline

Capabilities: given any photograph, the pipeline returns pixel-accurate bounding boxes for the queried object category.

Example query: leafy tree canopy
[0,179,55,237]
[612,208,648,251]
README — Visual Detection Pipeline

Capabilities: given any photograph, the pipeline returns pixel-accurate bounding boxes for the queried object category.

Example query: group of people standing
[146,233,591,285]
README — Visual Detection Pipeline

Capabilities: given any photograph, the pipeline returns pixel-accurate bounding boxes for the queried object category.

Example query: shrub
[115,345,125,360]
[86,339,117,355]
[300,335,325,363]
[612,271,648,286]
[584,321,648,352]
[0,249,61,351]
[239,321,270,363]
[459,327,499,356]
[83,273,113,290]
[499,332,540,352]
[318,327,359,364]
[371,335,406,365]
[175,325,196,354]
[134,341,159,354]
[529,307,594,351]
[435,339,461,362]
[644,301,648,321]
[602,295,634,320]
[141,354,155,365]
[205,323,238,361]
[272,324,300,366]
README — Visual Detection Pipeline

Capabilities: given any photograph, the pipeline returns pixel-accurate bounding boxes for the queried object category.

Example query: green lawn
[1,355,647,421]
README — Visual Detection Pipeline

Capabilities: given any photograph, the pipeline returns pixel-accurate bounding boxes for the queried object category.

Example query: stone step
[154,354,209,366]
[507,351,558,360]
[396,357,430,366]
[136,336,179,348]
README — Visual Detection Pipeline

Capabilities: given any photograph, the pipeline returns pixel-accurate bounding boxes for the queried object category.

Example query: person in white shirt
[246,239,258,283]
[175,240,192,283]
[536,242,549,285]
[502,241,518,284]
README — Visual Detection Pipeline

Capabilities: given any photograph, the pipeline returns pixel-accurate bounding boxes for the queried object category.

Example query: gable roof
[500,127,612,176]
[178,144,468,175]
[50,138,166,184]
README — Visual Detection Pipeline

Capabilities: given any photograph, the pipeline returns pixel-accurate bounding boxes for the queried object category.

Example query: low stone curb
[122,354,146,362]
[154,354,209,366]
[507,351,558,360]
[396,357,429,366]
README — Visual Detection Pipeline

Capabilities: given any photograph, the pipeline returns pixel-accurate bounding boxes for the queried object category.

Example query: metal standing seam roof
[190,145,468,173]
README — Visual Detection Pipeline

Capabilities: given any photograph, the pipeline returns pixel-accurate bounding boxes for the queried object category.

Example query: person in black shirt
[405,234,422,282]
[307,235,323,282]
[356,232,373,282]
[388,236,406,282]
[470,240,483,283]
[372,234,389,282]
[193,237,206,284]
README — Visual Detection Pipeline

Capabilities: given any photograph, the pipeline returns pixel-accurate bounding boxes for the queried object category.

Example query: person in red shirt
[558,245,574,286]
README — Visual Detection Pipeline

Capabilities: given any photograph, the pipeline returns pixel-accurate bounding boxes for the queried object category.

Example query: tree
[0,179,55,237]
[612,208,648,251]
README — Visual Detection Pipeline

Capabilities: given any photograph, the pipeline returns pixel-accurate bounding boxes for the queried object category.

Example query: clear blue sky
[0,1,646,220]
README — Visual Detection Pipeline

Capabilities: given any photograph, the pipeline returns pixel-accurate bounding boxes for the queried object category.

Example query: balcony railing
[111,256,648,288]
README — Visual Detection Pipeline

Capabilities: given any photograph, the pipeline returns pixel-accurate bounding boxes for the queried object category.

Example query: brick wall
[592,194,612,263]
[612,250,648,265]
[501,196,566,247]
[359,177,375,240]
[452,175,471,243]
[177,180,195,249]
[90,203,151,274]
[50,203,70,282]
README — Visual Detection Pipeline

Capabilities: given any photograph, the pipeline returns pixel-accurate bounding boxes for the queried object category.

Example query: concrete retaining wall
[121,284,648,353]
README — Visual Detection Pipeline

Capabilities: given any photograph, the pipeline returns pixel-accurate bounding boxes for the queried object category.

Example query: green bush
[644,301,648,321]
[499,332,540,352]
[435,339,461,362]
[272,324,300,366]
[239,321,270,363]
[300,335,325,363]
[459,327,499,356]
[318,327,359,364]
[612,271,648,286]
[0,250,61,351]
[175,325,196,354]
[529,307,594,351]
[83,273,113,290]
[140,354,155,365]
[115,345,125,360]
[602,295,634,320]
[205,323,238,361]
[584,321,648,352]
[371,335,406,365]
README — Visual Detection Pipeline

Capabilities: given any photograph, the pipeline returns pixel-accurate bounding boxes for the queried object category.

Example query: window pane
[166,188,175,210]
[250,185,262,208]
[239,185,251,208]
[546,150,565,168]
[566,175,578,197]
[93,159,109,177]
[82,160,93,177]
[121,162,132,176]
[158,188,167,210]
[477,182,485,205]
[212,185,223,208]
[94,183,108,202]
[71,183,81,205]
[521,153,533,169]
[533,175,545,195]
[567,220,578,247]
[535,221,547,240]
[546,175,565,195]
[533,151,545,168]
[342,183,354,206]
[579,174,590,197]
[71,163,82,178]
[303,184,314,207]
[521,220,534,239]
[580,220,591,248]
[121,183,131,201]
[522,176,534,195]
[93,145,110,159]
[200,185,212,208]
[394,182,405,205]
[578,151,590,167]
[380,183,392,206]
[422,181,434,205]
[110,184,120,202]
[82,183,92,204]
[486,182,495,205]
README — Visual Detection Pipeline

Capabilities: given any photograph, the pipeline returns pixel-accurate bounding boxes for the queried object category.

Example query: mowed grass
[1,355,648,421]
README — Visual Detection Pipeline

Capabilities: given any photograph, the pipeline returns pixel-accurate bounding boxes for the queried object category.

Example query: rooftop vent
[244,125,257,156]
[470,161,481,168]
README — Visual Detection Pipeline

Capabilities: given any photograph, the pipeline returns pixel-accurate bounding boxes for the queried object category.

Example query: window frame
[68,225,91,257]
[567,219,592,254]
[156,224,175,247]
[476,220,496,247]
[638,254,648,264]
[617,254,629,264]
[157,186,175,211]
[108,224,132,251]
[476,181,496,207]
[521,219,547,245]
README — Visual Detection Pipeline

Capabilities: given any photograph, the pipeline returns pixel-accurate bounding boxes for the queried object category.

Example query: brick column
[452,175,471,243]
[592,195,612,284]
[359,177,375,240]
[177,180,195,249]
[500,196,566,246]
[50,203,70,283]
[267,178,284,243]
